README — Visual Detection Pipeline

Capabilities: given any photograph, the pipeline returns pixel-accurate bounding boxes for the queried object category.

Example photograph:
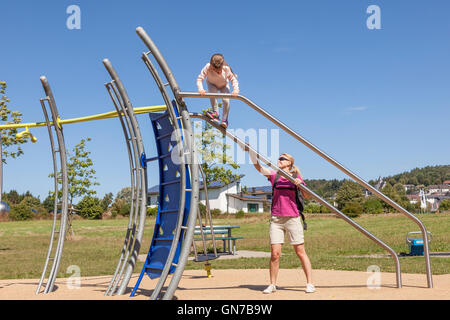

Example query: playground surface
[0,268,448,300]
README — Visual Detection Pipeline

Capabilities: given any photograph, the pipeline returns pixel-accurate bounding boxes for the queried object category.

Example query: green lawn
[0,212,449,280]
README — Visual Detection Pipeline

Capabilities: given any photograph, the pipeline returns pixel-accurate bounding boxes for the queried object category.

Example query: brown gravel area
[0,269,448,300]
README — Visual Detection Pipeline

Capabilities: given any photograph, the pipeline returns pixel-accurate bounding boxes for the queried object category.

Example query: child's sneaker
[206,111,220,124]
[262,284,276,294]
[220,120,228,129]
[305,283,315,293]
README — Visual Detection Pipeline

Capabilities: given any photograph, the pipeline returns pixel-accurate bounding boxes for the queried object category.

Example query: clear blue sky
[1,0,449,201]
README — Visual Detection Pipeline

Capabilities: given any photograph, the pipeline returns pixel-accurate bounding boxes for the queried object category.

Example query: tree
[0,81,31,163]
[342,202,363,218]
[100,192,113,211]
[75,196,103,220]
[116,187,132,202]
[381,182,410,212]
[335,180,364,210]
[194,108,241,187]
[42,192,55,212]
[50,138,99,209]
[364,197,383,214]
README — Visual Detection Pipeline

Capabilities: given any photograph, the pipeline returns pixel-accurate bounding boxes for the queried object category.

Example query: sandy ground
[0,268,448,300]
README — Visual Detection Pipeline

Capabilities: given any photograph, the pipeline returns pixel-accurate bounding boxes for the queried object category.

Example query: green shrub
[364,198,383,214]
[235,210,245,218]
[198,202,206,216]
[342,201,363,218]
[439,199,450,211]
[9,203,34,221]
[210,208,222,216]
[119,202,131,216]
[147,206,158,216]
[304,203,321,213]
[75,196,103,220]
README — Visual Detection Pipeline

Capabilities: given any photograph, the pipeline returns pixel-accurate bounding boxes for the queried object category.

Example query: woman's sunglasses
[278,157,289,161]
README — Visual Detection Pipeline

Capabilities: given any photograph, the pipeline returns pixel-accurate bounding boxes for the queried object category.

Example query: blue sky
[1,0,449,201]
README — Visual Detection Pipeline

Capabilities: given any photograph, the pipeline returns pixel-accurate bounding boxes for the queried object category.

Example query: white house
[147,175,266,214]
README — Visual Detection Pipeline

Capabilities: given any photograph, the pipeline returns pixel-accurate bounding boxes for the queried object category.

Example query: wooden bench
[194,225,243,255]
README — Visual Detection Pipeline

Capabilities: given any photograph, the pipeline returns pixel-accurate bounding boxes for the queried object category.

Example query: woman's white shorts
[269,216,304,245]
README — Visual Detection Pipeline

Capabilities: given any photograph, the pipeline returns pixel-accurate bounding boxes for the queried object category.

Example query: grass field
[0,212,449,280]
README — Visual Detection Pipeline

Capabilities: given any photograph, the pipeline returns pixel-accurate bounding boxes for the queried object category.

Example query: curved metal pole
[136,26,200,300]
[39,76,69,293]
[103,59,148,296]
[190,112,403,288]
[103,81,138,296]
[35,97,60,294]
[183,92,433,288]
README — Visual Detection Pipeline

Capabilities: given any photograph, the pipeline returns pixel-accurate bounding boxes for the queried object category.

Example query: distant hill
[304,165,450,198]
[368,165,450,187]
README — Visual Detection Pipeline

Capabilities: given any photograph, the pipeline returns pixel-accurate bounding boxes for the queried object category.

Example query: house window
[247,203,259,213]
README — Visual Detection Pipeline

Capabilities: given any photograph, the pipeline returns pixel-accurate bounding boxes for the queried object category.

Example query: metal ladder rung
[145,156,159,163]
[153,112,170,122]
[159,209,179,214]
[161,179,181,186]
[156,132,172,141]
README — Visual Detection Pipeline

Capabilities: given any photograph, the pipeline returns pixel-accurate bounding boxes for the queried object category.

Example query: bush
[235,210,245,218]
[342,201,363,218]
[304,203,321,214]
[75,196,103,220]
[147,206,158,216]
[111,198,126,217]
[9,203,34,221]
[119,202,131,216]
[198,202,206,216]
[210,208,222,217]
[364,198,383,214]
[439,199,450,211]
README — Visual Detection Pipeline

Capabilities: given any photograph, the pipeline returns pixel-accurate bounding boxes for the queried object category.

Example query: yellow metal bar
[0,105,167,130]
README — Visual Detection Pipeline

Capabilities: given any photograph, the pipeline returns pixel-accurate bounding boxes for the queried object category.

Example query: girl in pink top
[249,150,315,294]
[197,53,239,129]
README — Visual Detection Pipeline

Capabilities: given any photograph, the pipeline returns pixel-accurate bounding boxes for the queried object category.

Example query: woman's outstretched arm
[248,148,271,178]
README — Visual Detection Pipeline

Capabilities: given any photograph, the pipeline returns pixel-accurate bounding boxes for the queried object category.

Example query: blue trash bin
[406,232,432,256]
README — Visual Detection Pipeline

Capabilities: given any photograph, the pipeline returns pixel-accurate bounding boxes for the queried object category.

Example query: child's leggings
[207,82,230,121]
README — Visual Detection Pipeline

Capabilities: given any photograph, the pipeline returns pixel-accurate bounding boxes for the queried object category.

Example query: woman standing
[249,150,315,294]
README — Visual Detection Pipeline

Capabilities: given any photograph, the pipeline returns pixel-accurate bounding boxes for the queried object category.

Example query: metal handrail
[184,92,433,288]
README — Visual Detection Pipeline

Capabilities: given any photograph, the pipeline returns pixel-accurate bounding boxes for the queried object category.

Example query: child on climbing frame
[197,53,239,129]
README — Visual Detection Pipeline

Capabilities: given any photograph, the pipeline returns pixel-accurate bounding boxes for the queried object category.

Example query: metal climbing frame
[191,164,219,263]
[36,76,69,294]
[103,59,148,296]
[184,93,434,289]
[136,27,200,300]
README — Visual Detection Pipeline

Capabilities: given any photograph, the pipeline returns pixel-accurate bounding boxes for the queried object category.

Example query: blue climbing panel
[131,105,191,296]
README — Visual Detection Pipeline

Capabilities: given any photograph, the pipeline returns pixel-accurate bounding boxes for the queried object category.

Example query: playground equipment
[3,25,433,298]
[0,76,165,294]
[128,26,432,295]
